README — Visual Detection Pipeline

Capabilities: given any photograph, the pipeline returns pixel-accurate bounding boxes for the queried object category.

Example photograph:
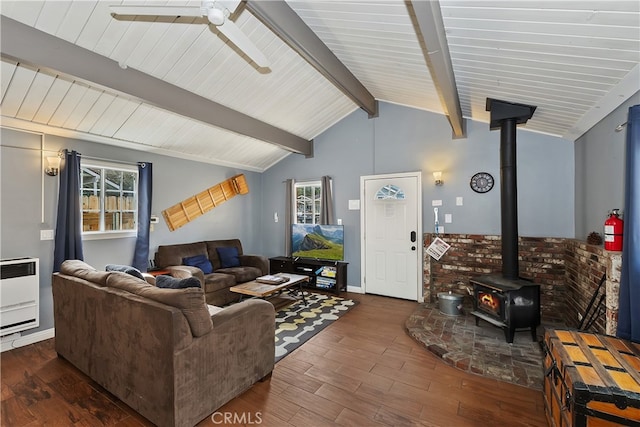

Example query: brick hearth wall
[564,241,607,332]
[423,234,622,331]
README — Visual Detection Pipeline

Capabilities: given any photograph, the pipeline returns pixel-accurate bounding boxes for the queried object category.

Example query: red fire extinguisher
[604,209,624,251]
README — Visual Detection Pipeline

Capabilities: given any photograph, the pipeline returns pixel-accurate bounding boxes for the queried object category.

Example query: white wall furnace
[0,257,39,336]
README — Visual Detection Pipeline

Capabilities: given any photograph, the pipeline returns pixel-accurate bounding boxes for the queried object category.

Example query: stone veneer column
[605,252,622,335]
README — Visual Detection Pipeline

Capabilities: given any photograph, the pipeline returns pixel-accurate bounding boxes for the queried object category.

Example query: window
[295,181,321,224]
[81,161,138,237]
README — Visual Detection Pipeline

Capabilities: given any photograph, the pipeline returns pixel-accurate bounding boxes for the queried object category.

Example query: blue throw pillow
[105,264,145,280]
[216,246,240,268]
[156,275,201,289]
[182,254,213,274]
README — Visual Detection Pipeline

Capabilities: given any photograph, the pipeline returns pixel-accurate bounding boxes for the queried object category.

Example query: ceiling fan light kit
[109,0,269,68]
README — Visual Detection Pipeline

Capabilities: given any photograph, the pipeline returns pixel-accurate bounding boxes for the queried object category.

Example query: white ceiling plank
[93,98,142,137]
[76,92,117,133]
[0,61,18,104]
[440,6,640,27]
[1,65,39,118]
[75,1,123,53]
[450,51,631,80]
[442,17,640,40]
[445,28,640,52]
[447,36,640,62]
[54,1,100,44]
[442,1,640,13]
[15,71,57,121]
[564,64,640,141]
[31,77,73,124]
[62,85,104,130]
[0,1,45,26]
[448,45,637,71]
[47,83,90,127]
[34,1,71,35]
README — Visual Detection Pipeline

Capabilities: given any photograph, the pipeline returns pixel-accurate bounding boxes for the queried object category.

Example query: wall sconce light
[45,156,61,176]
[433,171,443,186]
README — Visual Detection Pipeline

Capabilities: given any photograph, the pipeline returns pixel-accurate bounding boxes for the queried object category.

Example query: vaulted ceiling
[1,1,638,172]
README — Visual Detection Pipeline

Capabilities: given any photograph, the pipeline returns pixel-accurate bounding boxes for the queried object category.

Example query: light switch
[456,197,463,206]
[337,218,342,225]
[432,199,443,206]
[348,200,360,210]
[445,214,452,223]
[274,212,279,223]
[40,229,54,240]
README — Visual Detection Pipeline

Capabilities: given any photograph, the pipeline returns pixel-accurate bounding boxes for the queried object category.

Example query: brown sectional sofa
[53,260,275,427]
[155,239,268,306]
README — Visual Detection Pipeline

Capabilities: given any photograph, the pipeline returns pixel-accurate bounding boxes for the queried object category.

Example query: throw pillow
[105,264,145,280]
[156,275,201,289]
[182,254,213,274]
[216,246,240,268]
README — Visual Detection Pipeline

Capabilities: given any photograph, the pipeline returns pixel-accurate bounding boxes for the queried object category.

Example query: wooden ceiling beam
[407,0,466,138]
[0,16,313,156]
[246,0,378,118]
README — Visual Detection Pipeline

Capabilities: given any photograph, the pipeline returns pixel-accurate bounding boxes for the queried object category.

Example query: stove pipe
[486,99,537,280]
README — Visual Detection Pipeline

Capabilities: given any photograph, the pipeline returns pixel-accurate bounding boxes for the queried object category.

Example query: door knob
[411,246,416,251]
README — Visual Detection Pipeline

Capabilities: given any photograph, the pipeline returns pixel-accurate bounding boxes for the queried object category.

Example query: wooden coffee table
[230,273,309,305]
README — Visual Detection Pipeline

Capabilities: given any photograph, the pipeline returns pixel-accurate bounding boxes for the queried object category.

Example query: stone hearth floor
[405,303,565,390]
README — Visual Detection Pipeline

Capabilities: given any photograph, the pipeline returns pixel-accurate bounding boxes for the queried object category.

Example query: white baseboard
[346,285,364,294]
[1,328,55,352]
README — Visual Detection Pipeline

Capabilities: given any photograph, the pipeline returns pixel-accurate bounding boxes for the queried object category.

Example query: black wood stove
[470,99,541,343]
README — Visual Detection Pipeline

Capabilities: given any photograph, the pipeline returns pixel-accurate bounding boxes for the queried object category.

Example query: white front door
[361,172,422,301]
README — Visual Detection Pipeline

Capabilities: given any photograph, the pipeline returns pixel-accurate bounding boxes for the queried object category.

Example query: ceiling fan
[109,0,269,68]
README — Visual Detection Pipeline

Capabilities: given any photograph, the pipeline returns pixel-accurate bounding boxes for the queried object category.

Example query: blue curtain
[132,162,152,272]
[617,104,640,342]
[53,150,83,272]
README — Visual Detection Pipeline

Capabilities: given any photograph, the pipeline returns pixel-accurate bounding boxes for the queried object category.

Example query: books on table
[255,274,289,285]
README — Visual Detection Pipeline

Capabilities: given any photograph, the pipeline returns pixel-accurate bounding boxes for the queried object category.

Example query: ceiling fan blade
[217,19,269,68]
[110,5,203,18]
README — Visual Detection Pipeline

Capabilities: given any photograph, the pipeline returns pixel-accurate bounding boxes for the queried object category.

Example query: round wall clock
[470,172,494,193]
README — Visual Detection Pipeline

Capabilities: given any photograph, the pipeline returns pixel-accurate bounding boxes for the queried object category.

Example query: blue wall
[1,127,261,335]
[575,91,640,239]
[261,102,575,287]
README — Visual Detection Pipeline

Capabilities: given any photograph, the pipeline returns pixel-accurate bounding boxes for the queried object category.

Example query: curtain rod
[79,153,139,166]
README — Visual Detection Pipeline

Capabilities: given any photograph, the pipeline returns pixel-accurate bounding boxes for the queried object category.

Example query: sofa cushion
[216,246,240,268]
[203,272,237,293]
[182,254,213,274]
[106,273,213,337]
[156,275,201,289]
[216,266,262,283]
[205,239,244,270]
[105,264,145,280]
[60,260,111,286]
[155,242,208,268]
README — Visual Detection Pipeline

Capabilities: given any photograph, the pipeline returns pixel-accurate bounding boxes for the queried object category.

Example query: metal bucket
[438,292,464,316]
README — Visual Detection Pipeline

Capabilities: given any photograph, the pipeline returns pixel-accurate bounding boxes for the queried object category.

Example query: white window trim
[81,160,138,239]
[294,180,322,225]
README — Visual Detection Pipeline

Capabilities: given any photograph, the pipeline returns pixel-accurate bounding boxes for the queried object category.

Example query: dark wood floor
[1,293,547,426]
